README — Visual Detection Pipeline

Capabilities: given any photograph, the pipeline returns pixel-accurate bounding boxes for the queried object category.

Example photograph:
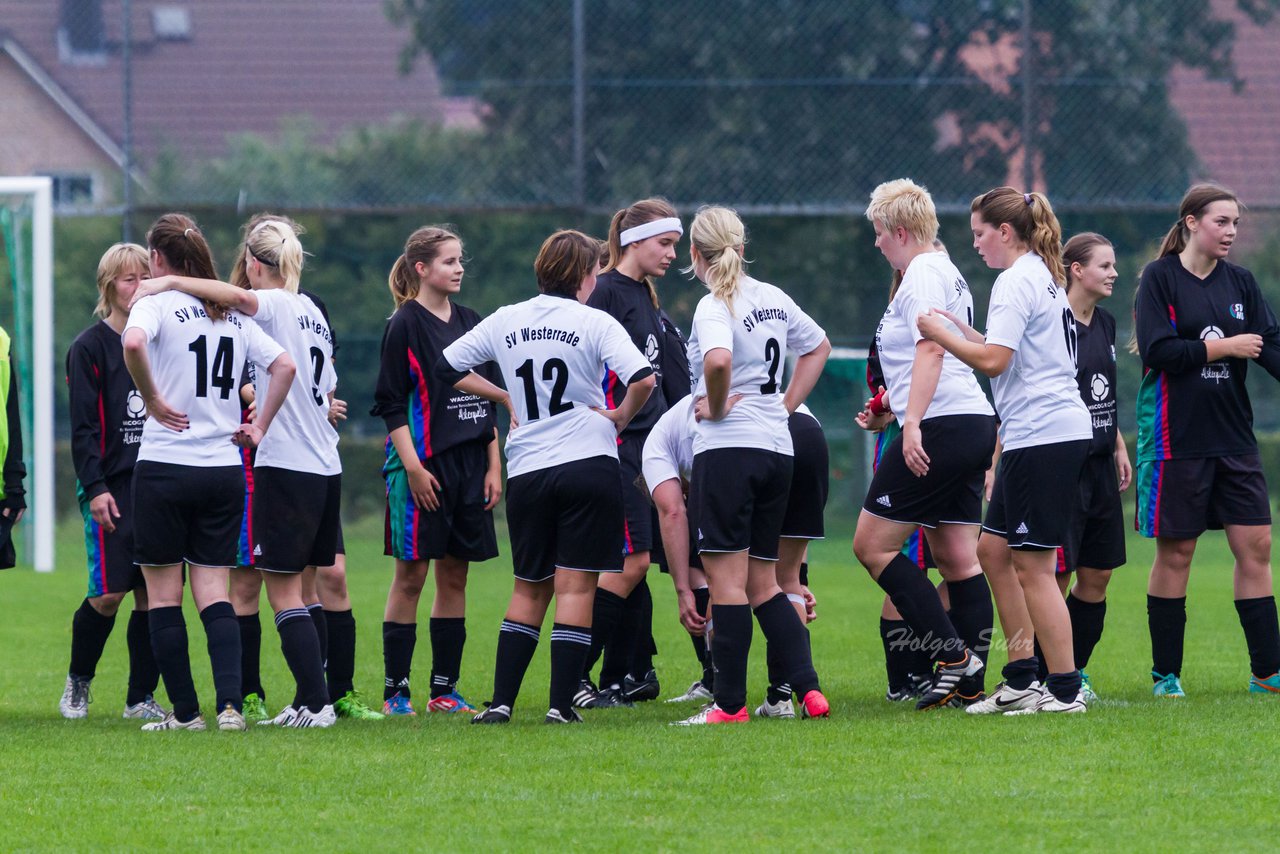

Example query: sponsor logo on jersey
[1089,373,1109,402]
[741,306,788,331]
[126,389,147,419]
[1200,325,1224,341]
[1230,303,1245,320]
[644,333,659,366]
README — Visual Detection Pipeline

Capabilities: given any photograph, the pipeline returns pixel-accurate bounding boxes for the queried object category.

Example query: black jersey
[866,339,885,394]
[658,310,692,404]
[1136,254,1280,462]
[1074,306,1118,458]
[66,320,145,498]
[588,270,669,433]
[370,300,496,472]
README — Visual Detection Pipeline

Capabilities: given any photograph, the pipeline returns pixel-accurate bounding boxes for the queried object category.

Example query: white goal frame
[0,177,54,573]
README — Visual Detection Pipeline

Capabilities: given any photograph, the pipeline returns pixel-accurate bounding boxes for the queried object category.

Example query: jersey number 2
[760,338,781,394]
[515,358,572,421]
[188,335,236,400]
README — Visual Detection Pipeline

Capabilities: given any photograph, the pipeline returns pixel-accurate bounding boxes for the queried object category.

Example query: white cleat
[964,681,1044,715]
[141,713,207,732]
[1005,691,1087,716]
[59,676,92,719]
[217,704,247,731]
[665,680,714,703]
[122,695,169,721]
[754,697,796,719]
[288,704,338,728]
[258,706,300,727]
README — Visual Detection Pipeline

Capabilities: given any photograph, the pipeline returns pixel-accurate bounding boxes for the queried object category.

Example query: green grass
[2,521,1278,851]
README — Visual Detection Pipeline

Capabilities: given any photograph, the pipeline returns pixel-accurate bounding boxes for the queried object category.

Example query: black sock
[582,589,625,682]
[765,641,792,703]
[754,592,819,698]
[200,602,242,713]
[1235,596,1280,678]
[69,599,116,680]
[308,604,328,668]
[946,575,993,668]
[125,609,160,706]
[880,617,915,693]
[324,609,356,701]
[874,553,965,664]
[691,586,710,674]
[631,578,656,675]
[149,606,199,722]
[702,633,715,691]
[1066,593,1107,671]
[549,623,592,715]
[238,613,264,700]
[1031,635,1050,683]
[382,621,417,701]
[275,608,328,712]
[710,604,752,715]
[1148,595,1187,678]
[601,589,641,689]
[798,561,809,587]
[1045,669,1082,703]
[492,619,540,710]
[429,617,467,699]
[1002,657,1041,690]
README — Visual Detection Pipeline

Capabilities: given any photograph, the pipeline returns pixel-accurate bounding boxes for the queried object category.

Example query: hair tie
[1023,193,1033,206]
[183,228,194,237]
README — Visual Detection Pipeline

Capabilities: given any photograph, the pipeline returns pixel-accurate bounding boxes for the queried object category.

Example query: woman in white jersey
[918,187,1092,714]
[132,219,343,728]
[438,229,656,724]
[676,205,832,725]
[122,213,296,732]
[852,179,996,711]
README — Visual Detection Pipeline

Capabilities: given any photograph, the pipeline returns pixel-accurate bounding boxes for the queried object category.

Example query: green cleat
[335,690,386,720]
[1248,672,1280,694]
[1152,670,1186,698]
[242,692,269,723]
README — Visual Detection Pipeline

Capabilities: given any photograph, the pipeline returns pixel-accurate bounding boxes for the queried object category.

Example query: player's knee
[91,592,126,615]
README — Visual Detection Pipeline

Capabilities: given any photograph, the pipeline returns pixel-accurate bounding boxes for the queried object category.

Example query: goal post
[0,177,54,573]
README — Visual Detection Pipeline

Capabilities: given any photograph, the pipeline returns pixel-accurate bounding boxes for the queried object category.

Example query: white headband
[620,217,683,247]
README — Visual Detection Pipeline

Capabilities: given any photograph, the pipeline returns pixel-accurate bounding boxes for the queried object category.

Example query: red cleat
[800,689,830,718]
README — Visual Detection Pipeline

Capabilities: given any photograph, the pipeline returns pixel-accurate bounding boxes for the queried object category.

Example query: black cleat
[470,703,512,724]
[622,669,661,703]
[916,651,984,711]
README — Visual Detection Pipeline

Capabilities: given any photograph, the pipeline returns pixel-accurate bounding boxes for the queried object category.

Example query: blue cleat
[1080,671,1098,705]
[382,692,417,716]
[1248,672,1280,694]
[1152,670,1186,698]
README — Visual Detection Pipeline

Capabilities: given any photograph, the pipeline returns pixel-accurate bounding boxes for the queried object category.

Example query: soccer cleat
[545,708,584,724]
[947,672,987,708]
[754,697,796,718]
[258,706,299,727]
[572,679,601,709]
[1248,672,1280,694]
[1080,671,1098,705]
[471,704,512,725]
[622,670,661,703]
[670,704,749,726]
[426,690,479,714]
[1005,691,1087,715]
[1152,671,1186,698]
[217,704,247,732]
[578,685,634,709]
[665,680,714,703]
[122,695,169,721]
[289,705,338,728]
[964,681,1044,715]
[241,692,269,723]
[382,692,417,716]
[886,673,931,702]
[59,675,92,719]
[334,690,386,720]
[915,651,984,711]
[141,713,207,732]
[799,689,831,719]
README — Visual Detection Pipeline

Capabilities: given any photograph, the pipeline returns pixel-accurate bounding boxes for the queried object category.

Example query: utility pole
[122,0,134,241]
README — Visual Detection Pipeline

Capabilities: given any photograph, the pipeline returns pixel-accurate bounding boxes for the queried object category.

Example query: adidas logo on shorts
[1015,522,1029,535]
[876,495,892,508]
[253,545,262,556]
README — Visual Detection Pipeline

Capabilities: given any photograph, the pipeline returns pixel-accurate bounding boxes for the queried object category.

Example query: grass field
[2,518,1279,851]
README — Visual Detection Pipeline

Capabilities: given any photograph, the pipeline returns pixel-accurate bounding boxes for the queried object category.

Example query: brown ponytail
[388,225,462,311]
[970,188,1065,285]
[604,197,678,310]
[1155,182,1240,260]
[145,213,227,321]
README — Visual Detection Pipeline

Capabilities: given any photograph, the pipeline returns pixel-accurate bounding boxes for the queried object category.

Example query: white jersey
[874,252,994,423]
[248,289,340,475]
[126,291,285,467]
[443,293,652,478]
[687,276,826,455]
[984,253,1092,451]
[642,394,696,492]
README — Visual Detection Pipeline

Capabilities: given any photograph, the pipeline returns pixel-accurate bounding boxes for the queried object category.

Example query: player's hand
[483,465,503,511]
[802,585,817,623]
[676,588,707,636]
[1115,449,1133,493]
[407,465,442,512]
[146,393,189,432]
[693,393,744,423]
[89,492,121,533]
[592,405,630,433]
[1225,333,1263,359]
[984,467,996,502]
[501,396,518,433]
[327,397,348,426]
[129,276,172,308]
[855,408,892,432]
[916,308,957,342]
[902,420,930,477]
[864,385,890,415]
[232,422,264,449]
[2,506,24,523]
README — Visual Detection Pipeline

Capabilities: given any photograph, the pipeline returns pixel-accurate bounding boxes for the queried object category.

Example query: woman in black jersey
[1044,232,1130,704]
[576,199,684,709]
[59,243,165,722]
[1134,184,1280,697]
[372,226,502,716]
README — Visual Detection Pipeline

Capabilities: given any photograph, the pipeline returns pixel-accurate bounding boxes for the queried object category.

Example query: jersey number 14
[188,335,236,400]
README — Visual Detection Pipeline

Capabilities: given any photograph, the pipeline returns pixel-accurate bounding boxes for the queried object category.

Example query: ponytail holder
[183,228,194,237]
[1023,193,1033,206]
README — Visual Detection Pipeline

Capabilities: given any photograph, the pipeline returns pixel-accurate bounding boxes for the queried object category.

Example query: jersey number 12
[515,358,573,421]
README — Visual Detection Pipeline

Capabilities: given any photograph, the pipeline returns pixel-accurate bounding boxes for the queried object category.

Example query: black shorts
[652,507,703,574]
[132,461,244,568]
[863,414,997,527]
[691,448,792,560]
[618,432,653,555]
[781,411,829,539]
[507,455,625,582]
[253,468,341,574]
[79,472,143,598]
[384,441,499,563]
[1136,454,1271,539]
[1058,454,1126,574]
[984,440,1089,551]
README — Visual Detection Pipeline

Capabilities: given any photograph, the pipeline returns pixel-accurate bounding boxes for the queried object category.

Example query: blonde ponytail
[686,205,748,317]
[387,255,417,310]
[246,220,304,293]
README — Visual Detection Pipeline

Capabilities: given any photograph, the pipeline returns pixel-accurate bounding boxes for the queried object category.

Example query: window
[40,174,95,208]
[58,0,106,65]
